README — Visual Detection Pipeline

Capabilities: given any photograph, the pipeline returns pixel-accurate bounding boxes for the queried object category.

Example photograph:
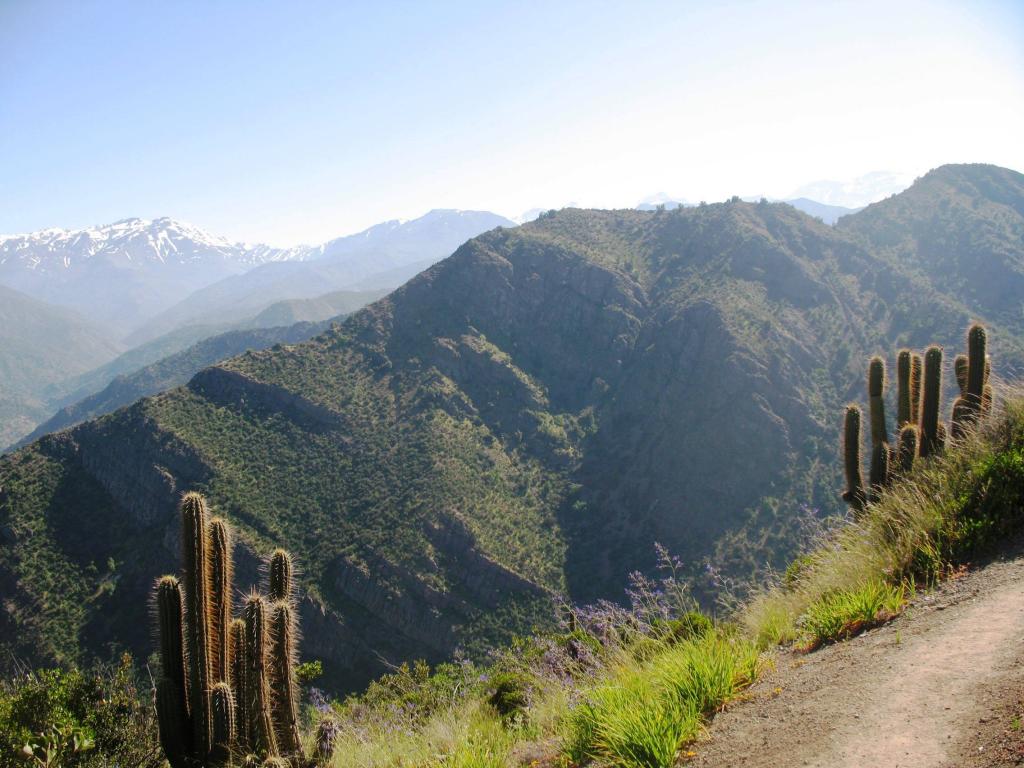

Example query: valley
[2,163,1022,695]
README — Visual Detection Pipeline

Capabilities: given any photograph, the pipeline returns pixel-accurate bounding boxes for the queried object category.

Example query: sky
[1,0,1022,246]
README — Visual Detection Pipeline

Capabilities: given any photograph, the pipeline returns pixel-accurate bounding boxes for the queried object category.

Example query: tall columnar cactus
[896,350,913,427]
[271,602,304,759]
[181,492,215,757]
[869,443,889,499]
[898,425,917,475]
[918,346,944,458]
[154,492,309,767]
[210,519,233,684]
[230,617,249,751]
[210,682,237,767]
[910,352,923,425]
[268,549,294,603]
[841,405,866,512]
[244,594,278,759]
[952,324,991,439]
[867,356,889,491]
[967,324,987,412]
[155,575,188,768]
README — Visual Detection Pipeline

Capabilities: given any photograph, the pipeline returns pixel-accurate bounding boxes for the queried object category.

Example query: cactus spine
[154,491,307,766]
[841,405,866,512]
[918,346,944,457]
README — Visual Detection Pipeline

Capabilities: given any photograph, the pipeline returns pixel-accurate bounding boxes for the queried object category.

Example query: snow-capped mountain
[0,216,306,273]
[0,217,316,334]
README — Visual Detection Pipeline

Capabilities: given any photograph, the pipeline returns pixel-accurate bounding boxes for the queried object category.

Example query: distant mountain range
[0,209,513,446]
[0,210,514,339]
[125,210,514,345]
[3,164,1020,691]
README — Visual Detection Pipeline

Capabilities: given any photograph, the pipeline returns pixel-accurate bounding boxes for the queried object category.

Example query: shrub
[0,654,161,768]
[485,671,530,722]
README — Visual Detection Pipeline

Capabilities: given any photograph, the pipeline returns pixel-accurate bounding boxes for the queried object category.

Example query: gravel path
[688,550,1024,767]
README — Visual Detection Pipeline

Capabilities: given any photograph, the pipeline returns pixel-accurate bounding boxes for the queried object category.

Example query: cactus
[210,519,233,684]
[154,491,307,767]
[156,677,189,768]
[954,354,968,396]
[181,492,215,757]
[245,594,279,759]
[952,324,991,439]
[841,405,866,512]
[967,324,987,412]
[867,357,890,491]
[210,682,236,766]
[868,443,889,500]
[910,353,923,425]
[230,618,249,750]
[268,549,294,603]
[918,346,943,458]
[270,602,304,759]
[898,425,917,475]
[896,350,913,427]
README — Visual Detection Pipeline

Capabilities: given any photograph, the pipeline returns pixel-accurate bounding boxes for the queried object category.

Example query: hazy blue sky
[2,0,1022,245]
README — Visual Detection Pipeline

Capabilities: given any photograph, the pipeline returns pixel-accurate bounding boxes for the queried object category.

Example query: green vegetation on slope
[291,388,1024,768]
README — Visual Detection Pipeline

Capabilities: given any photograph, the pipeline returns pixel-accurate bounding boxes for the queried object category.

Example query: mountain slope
[128,210,515,344]
[839,163,1024,342]
[14,320,335,449]
[0,286,122,446]
[2,166,1023,691]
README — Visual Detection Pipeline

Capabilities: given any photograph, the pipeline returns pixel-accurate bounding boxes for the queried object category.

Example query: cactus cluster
[841,324,993,513]
[154,493,327,767]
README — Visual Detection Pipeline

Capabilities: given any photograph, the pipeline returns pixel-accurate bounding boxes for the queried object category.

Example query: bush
[486,670,530,721]
[0,654,161,768]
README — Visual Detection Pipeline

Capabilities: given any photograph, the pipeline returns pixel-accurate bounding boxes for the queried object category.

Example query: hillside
[12,320,332,450]
[1,165,1023,692]
[0,286,122,447]
[839,163,1024,341]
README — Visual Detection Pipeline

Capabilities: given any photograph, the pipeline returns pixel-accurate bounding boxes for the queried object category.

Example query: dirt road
[689,551,1024,767]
